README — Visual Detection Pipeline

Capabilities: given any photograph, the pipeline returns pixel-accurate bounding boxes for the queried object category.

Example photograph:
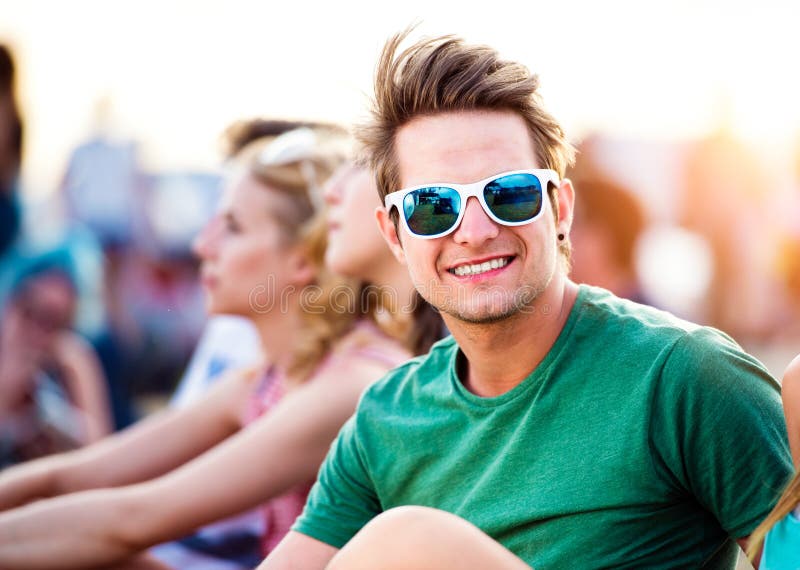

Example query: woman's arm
[54,332,113,443]
[781,354,800,466]
[0,354,391,569]
[0,366,253,511]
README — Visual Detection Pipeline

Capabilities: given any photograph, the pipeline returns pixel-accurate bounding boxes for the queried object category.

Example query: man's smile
[447,255,515,278]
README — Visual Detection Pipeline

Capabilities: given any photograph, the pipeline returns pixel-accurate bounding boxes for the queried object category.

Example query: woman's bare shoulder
[335,322,410,364]
[310,323,411,392]
[785,354,800,386]
[781,354,800,408]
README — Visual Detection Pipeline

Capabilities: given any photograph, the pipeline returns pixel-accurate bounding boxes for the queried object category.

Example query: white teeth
[452,257,509,277]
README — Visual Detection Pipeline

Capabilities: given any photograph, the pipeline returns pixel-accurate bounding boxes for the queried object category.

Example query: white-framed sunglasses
[384,168,559,239]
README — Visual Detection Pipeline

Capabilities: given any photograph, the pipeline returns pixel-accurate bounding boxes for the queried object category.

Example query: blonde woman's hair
[356,28,575,261]
[234,126,357,383]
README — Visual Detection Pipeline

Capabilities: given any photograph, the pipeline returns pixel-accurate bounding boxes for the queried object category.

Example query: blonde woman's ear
[289,247,317,287]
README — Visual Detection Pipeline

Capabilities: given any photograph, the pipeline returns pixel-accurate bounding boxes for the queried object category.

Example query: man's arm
[258,531,339,570]
[652,329,793,552]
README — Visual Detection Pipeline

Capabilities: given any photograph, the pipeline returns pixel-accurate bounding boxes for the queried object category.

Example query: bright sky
[2,0,799,194]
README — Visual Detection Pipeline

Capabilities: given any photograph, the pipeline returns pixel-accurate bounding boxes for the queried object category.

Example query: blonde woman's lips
[200,273,218,288]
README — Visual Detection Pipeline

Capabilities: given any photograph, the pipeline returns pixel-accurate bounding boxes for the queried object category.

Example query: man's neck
[446,278,579,398]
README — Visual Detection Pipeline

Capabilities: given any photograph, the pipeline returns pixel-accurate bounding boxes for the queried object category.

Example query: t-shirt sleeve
[649,328,793,539]
[291,411,382,548]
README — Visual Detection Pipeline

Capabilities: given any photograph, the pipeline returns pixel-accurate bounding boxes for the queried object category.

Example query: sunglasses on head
[384,169,559,239]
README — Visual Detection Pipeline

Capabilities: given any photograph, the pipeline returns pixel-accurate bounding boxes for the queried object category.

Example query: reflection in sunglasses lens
[404,187,460,236]
[484,173,543,223]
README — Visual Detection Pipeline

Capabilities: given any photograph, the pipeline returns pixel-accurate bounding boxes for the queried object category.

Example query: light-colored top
[171,315,262,409]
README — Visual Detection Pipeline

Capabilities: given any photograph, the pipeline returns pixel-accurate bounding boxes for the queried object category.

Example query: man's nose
[451,197,499,247]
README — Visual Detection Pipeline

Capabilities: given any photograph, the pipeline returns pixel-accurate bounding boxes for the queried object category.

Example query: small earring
[557,232,565,241]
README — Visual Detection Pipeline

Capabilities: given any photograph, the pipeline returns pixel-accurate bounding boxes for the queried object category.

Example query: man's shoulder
[580,287,777,394]
[572,286,767,390]
[357,335,458,415]
[577,285,733,349]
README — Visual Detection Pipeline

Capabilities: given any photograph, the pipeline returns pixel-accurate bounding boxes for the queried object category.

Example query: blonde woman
[0,128,419,569]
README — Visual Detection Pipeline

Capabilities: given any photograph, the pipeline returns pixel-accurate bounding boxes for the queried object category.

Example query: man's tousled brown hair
[357,29,575,202]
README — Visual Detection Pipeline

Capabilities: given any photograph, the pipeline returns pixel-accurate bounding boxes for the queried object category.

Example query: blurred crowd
[570,131,800,375]
[1,44,217,460]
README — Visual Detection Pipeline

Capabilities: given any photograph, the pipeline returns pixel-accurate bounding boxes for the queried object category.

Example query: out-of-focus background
[1,0,799,431]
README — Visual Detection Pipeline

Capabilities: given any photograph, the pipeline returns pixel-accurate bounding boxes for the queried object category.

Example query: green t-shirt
[294,285,791,568]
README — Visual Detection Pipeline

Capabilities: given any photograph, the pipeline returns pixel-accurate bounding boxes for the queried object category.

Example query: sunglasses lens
[483,173,544,223]
[403,187,461,236]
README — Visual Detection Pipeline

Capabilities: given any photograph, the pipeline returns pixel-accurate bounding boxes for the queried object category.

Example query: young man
[260,32,791,569]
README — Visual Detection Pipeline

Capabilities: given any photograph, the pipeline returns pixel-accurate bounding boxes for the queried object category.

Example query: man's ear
[556,178,575,235]
[375,206,407,265]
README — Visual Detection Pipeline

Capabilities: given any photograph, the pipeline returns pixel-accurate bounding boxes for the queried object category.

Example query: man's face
[378,110,568,324]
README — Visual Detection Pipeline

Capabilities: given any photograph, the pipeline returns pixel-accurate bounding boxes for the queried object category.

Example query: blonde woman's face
[323,164,389,280]
[193,173,307,317]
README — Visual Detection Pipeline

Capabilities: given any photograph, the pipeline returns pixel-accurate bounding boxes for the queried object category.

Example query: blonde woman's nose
[324,163,359,205]
[193,216,222,259]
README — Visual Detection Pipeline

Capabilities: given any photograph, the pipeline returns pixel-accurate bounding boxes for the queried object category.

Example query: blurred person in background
[61,96,141,253]
[1,251,112,467]
[567,143,650,304]
[0,44,112,465]
[322,159,443,355]
[772,135,800,339]
[59,96,204,430]
[0,44,22,259]
[0,42,24,303]
[681,132,779,341]
[777,238,800,332]
[0,126,440,570]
